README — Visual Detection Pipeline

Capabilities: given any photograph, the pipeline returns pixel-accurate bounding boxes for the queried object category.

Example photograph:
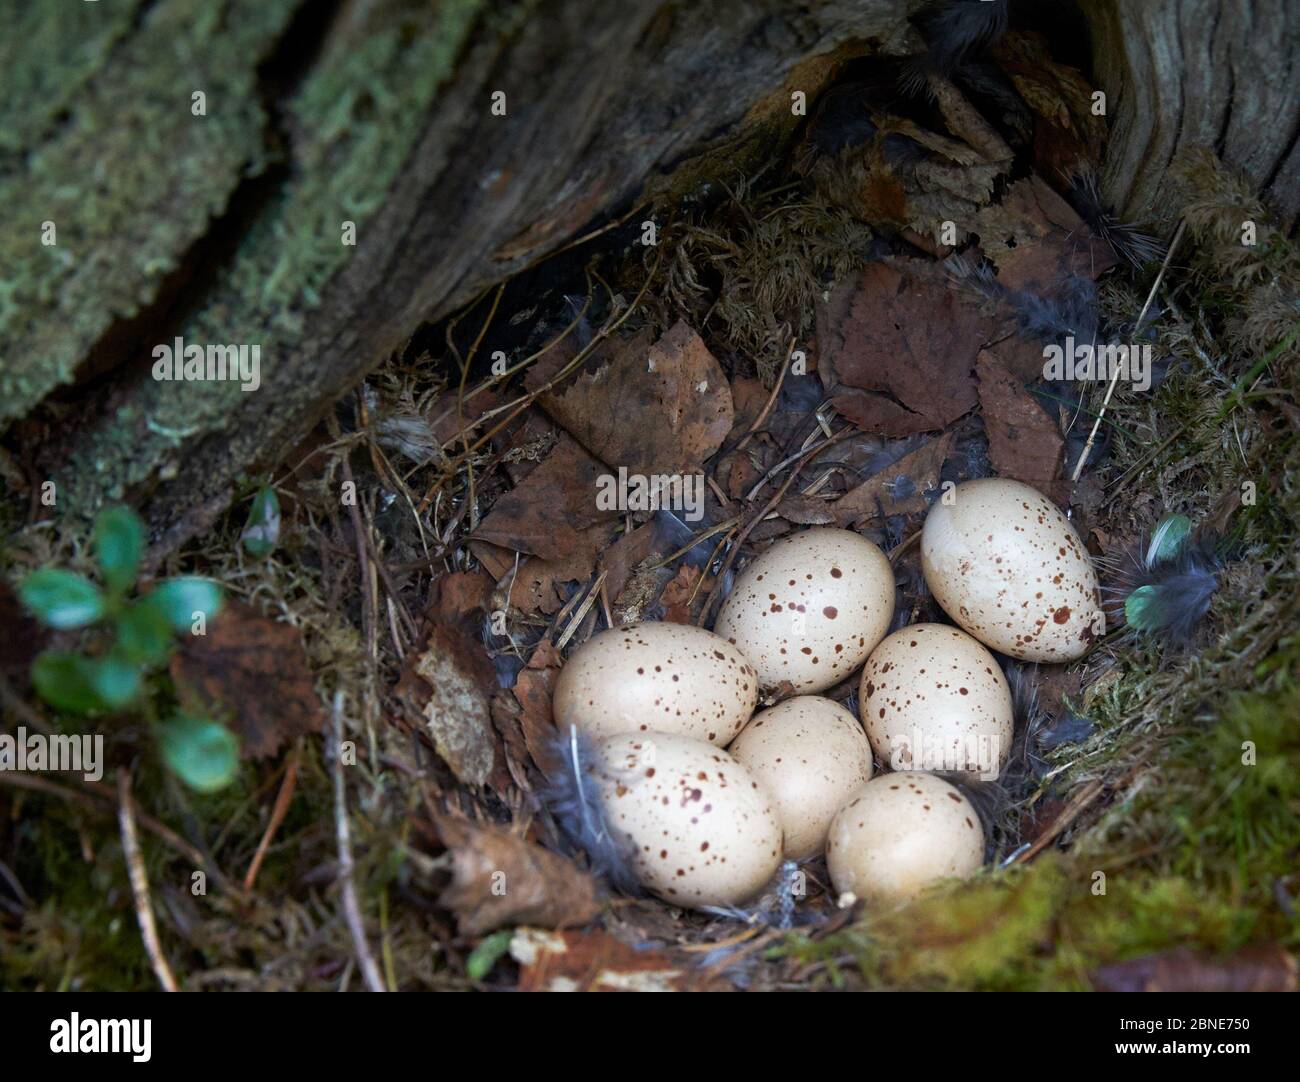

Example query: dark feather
[1067,169,1165,270]
[536,725,641,895]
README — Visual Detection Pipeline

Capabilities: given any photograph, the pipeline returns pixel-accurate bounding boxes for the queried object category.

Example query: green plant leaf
[94,506,145,594]
[144,577,224,633]
[158,714,240,793]
[115,601,174,665]
[240,487,281,558]
[19,569,105,629]
[465,930,515,981]
[91,650,143,709]
[31,652,108,714]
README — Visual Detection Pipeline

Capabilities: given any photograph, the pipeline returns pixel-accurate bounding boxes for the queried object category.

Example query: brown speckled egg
[553,622,758,746]
[728,695,873,859]
[593,733,782,908]
[826,773,984,906]
[859,623,1012,781]
[921,478,1103,662]
[714,528,894,695]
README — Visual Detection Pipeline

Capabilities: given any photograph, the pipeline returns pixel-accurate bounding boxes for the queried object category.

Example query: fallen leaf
[472,435,617,562]
[510,927,731,992]
[832,432,955,526]
[430,570,494,623]
[659,565,705,624]
[395,621,499,787]
[818,262,993,435]
[971,175,1116,294]
[776,494,836,525]
[976,351,1066,502]
[170,603,326,760]
[598,523,661,603]
[512,638,564,776]
[435,815,601,936]
[1092,945,1298,993]
[528,320,734,475]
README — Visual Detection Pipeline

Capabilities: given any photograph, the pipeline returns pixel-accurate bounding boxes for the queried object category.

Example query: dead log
[1,0,1296,554]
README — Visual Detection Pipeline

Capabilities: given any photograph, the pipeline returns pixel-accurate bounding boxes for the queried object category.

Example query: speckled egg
[859,623,1012,782]
[714,528,895,695]
[728,695,873,859]
[921,478,1103,662]
[592,733,783,908]
[553,622,758,746]
[826,773,984,906]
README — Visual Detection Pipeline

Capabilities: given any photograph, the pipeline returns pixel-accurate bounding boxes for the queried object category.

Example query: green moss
[0,0,304,423]
[59,0,486,512]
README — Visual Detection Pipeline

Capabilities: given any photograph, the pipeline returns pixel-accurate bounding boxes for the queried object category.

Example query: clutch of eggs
[715,527,895,695]
[921,478,1102,662]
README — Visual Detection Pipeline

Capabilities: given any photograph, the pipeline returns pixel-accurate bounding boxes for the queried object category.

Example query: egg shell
[553,622,758,746]
[728,695,873,859]
[921,478,1102,662]
[593,733,783,908]
[826,773,984,906]
[714,527,895,695]
[860,623,1012,782]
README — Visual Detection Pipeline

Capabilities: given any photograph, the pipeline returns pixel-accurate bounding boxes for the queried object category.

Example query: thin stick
[1069,220,1186,481]
[117,769,179,992]
[330,691,387,993]
[734,337,795,452]
[242,746,300,893]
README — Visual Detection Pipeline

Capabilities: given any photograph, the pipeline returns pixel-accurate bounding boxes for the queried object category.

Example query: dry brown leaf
[529,320,733,474]
[395,620,499,787]
[597,522,661,603]
[832,431,955,526]
[435,816,601,936]
[776,493,837,525]
[659,564,705,624]
[818,262,993,435]
[510,927,731,992]
[976,351,1066,503]
[971,175,1116,293]
[1092,945,1298,993]
[472,435,617,562]
[170,602,326,760]
[512,638,563,776]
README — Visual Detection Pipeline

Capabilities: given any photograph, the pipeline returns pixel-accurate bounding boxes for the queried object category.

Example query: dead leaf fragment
[510,927,731,992]
[435,816,601,936]
[170,602,326,760]
[529,321,733,474]
[818,262,992,435]
[395,622,499,787]
[976,351,1065,501]
[832,432,955,527]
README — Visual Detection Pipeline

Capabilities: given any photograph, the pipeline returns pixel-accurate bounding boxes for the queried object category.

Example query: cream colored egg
[593,733,782,908]
[921,478,1103,662]
[859,623,1012,782]
[553,622,758,746]
[728,695,873,859]
[826,773,984,906]
[714,528,894,695]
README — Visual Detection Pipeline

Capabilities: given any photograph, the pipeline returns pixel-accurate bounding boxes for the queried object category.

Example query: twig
[242,745,301,892]
[117,769,179,992]
[734,338,795,452]
[1012,779,1105,865]
[1069,220,1186,481]
[330,691,387,993]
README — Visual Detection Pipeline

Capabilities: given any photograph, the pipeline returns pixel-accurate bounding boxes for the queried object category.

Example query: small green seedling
[18,506,238,792]
[240,487,281,559]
